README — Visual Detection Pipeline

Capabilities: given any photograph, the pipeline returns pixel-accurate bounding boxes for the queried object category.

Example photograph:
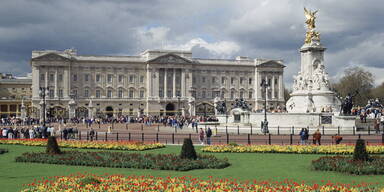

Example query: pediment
[148,53,192,64]
[257,60,285,68]
[32,53,72,61]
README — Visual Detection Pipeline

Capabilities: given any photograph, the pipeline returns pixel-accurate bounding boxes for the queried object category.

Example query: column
[181,70,185,97]
[54,69,58,98]
[146,65,152,98]
[164,69,167,98]
[63,68,69,99]
[32,66,40,99]
[257,72,262,99]
[278,73,284,100]
[153,69,159,98]
[173,68,176,97]
[45,71,48,88]
[272,75,275,99]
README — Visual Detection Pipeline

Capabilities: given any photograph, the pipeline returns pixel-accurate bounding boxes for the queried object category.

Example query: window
[118,75,123,83]
[129,108,133,115]
[230,91,235,99]
[85,74,89,82]
[58,89,63,98]
[84,89,89,98]
[240,91,244,98]
[118,89,123,98]
[221,91,225,98]
[249,78,252,85]
[58,74,63,81]
[159,90,164,98]
[176,90,181,97]
[40,74,45,81]
[129,89,134,98]
[107,74,112,83]
[49,74,54,81]
[202,90,206,98]
[96,90,101,98]
[192,77,196,84]
[231,77,235,85]
[202,77,206,83]
[49,90,54,99]
[96,74,101,82]
[140,90,144,98]
[73,74,77,81]
[129,75,135,83]
[221,77,225,84]
[140,76,144,83]
[240,77,244,84]
[275,78,278,85]
[167,90,172,97]
[212,77,216,84]
[249,91,253,99]
[191,90,196,98]
[107,90,112,98]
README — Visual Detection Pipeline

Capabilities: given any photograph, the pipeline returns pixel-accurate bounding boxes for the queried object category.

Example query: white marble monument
[286,8,341,113]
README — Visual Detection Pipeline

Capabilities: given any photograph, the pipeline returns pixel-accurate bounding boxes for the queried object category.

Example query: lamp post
[203,103,207,117]
[39,87,49,127]
[225,99,228,124]
[260,79,269,134]
[177,95,181,116]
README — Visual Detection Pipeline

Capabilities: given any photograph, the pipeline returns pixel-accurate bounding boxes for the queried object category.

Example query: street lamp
[177,94,181,116]
[260,79,269,134]
[224,99,228,124]
[203,103,207,117]
[39,87,49,127]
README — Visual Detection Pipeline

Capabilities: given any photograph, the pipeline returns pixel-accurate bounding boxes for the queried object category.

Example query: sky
[0,0,383,88]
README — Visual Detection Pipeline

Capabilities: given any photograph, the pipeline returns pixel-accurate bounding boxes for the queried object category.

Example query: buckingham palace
[30,48,285,119]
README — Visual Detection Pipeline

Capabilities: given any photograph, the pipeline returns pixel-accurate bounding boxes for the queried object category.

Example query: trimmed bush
[79,177,101,187]
[46,136,61,154]
[15,151,229,171]
[180,138,197,160]
[312,156,384,175]
[353,139,369,161]
[0,148,8,154]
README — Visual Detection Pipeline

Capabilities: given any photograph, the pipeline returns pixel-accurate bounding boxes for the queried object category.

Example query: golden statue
[304,7,320,44]
[304,7,318,30]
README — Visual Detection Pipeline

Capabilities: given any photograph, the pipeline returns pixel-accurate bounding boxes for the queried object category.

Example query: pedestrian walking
[312,129,321,145]
[199,128,205,145]
[206,127,212,145]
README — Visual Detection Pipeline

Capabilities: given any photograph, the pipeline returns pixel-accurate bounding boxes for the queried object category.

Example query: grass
[0,144,383,192]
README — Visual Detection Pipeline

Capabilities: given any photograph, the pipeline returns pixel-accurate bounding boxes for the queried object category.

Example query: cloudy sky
[1,0,383,88]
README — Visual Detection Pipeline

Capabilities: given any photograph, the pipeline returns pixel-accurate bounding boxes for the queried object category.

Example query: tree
[353,139,369,161]
[371,82,384,101]
[46,136,62,154]
[180,138,197,160]
[333,67,374,106]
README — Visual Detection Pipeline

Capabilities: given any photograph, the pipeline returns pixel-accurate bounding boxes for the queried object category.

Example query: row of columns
[161,68,186,98]
[257,73,284,100]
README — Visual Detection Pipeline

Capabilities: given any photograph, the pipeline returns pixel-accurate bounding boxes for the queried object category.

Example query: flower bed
[21,173,380,192]
[0,139,164,151]
[15,151,229,171]
[0,148,8,154]
[202,144,384,154]
[312,156,384,175]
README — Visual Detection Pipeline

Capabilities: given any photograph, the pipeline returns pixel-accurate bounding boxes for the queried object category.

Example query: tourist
[107,126,112,133]
[374,118,380,134]
[206,127,212,145]
[299,128,309,145]
[333,135,343,144]
[199,128,205,145]
[63,128,68,140]
[312,129,321,145]
[29,128,35,139]
[89,128,95,141]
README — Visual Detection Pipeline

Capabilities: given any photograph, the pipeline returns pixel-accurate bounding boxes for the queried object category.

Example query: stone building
[30,49,285,119]
[0,73,32,118]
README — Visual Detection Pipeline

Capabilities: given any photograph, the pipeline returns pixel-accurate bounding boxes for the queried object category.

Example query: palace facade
[30,49,285,119]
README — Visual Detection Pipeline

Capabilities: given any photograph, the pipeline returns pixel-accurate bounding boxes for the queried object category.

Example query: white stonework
[286,40,341,113]
[30,49,285,118]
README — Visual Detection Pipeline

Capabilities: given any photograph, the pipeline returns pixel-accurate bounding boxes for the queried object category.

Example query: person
[107,126,112,133]
[206,127,212,145]
[374,118,380,134]
[199,128,205,145]
[89,128,95,141]
[333,135,343,144]
[63,128,68,140]
[299,128,305,145]
[312,129,321,145]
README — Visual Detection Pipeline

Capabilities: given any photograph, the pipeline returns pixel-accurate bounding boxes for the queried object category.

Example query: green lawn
[0,144,383,192]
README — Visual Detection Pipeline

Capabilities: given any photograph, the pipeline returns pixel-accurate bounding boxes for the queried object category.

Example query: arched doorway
[105,106,113,118]
[165,103,175,116]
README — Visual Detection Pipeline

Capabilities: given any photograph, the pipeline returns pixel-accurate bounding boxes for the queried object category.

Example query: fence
[63,131,384,145]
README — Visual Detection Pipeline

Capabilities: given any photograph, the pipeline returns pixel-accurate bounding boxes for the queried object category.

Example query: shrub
[15,151,230,171]
[46,136,61,154]
[180,138,197,160]
[0,148,8,154]
[353,139,369,161]
[312,156,384,175]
